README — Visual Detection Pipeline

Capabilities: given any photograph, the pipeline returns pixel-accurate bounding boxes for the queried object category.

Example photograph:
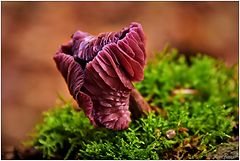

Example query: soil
[207,141,239,160]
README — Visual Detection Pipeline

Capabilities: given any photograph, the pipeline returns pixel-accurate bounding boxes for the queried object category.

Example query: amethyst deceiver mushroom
[54,22,146,130]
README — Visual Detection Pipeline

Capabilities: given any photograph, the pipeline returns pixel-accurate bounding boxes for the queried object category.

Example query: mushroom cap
[54,22,146,130]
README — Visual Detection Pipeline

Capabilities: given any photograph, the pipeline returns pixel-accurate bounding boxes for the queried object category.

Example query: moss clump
[26,48,238,159]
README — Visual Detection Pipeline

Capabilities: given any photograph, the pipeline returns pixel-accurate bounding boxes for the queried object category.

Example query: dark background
[2,2,238,149]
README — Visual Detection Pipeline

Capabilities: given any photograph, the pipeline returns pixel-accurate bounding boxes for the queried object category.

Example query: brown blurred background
[2,2,238,150]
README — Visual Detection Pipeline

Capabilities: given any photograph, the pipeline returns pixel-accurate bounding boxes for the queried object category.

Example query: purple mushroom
[54,22,146,130]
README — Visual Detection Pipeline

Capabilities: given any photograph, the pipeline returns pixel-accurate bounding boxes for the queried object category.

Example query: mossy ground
[25,48,238,159]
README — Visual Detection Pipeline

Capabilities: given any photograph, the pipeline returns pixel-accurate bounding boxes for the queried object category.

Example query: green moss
[26,48,238,159]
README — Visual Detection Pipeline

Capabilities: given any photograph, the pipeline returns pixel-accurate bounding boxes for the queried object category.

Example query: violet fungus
[53,22,146,130]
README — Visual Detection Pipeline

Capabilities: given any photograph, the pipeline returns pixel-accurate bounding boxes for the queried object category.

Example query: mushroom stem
[129,88,152,119]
